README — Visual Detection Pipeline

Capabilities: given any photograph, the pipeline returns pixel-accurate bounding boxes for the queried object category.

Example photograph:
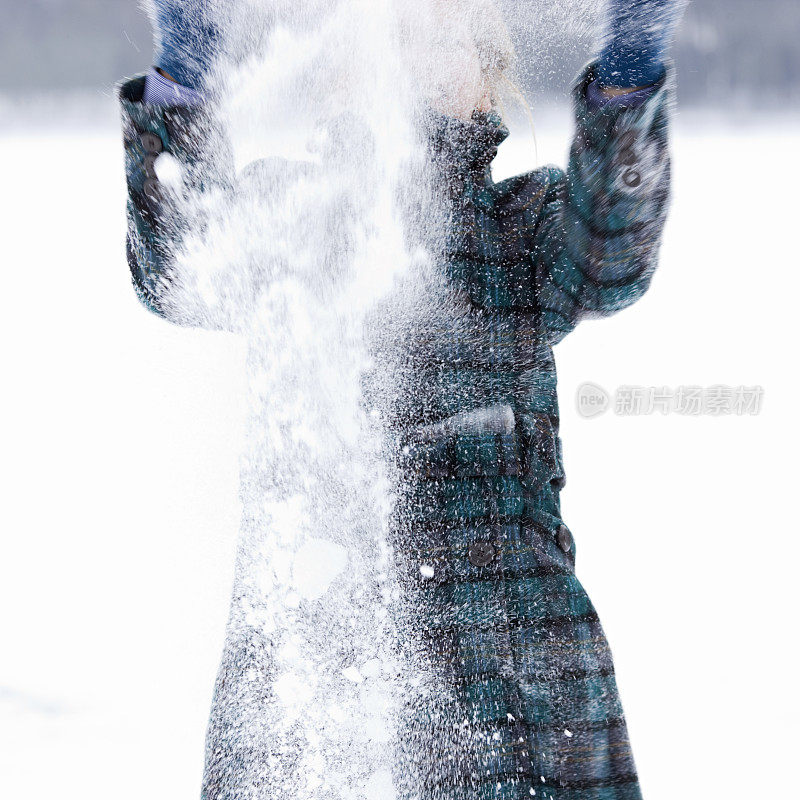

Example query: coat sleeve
[532,64,673,344]
[118,74,233,326]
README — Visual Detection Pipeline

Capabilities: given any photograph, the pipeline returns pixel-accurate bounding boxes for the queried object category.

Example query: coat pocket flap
[397,406,565,487]
[399,404,521,478]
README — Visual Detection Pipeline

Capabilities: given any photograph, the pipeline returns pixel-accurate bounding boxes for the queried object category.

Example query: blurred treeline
[1,0,798,108]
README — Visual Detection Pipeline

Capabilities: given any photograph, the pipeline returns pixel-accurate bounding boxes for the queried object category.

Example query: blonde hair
[468,2,537,156]
[397,0,535,140]
[467,0,516,84]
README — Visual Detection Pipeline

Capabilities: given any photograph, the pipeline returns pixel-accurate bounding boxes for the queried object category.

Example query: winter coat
[119,62,672,800]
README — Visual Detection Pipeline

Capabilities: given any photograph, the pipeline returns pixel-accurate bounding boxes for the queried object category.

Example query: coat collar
[425,108,509,178]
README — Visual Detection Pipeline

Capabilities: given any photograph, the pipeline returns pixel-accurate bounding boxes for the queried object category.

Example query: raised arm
[119,1,231,324]
[532,0,686,344]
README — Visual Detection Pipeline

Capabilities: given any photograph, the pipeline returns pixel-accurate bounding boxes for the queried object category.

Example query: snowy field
[1,94,798,799]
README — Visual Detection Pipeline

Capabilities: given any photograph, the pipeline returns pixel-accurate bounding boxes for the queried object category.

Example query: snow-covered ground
[1,96,798,799]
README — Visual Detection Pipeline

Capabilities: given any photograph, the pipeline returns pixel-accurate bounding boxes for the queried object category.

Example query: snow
[1,99,799,800]
[362,769,396,800]
[180,9,418,795]
[274,671,315,710]
[291,538,349,601]
[341,666,365,684]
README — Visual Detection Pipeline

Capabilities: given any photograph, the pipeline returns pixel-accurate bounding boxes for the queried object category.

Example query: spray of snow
[144,3,432,798]
[188,5,417,799]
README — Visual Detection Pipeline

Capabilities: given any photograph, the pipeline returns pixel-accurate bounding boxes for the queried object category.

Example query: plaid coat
[119,63,672,800]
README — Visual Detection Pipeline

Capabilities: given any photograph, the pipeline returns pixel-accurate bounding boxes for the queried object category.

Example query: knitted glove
[597,0,688,88]
[148,0,220,90]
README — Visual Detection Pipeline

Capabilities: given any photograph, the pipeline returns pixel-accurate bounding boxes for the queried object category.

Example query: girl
[119,1,684,797]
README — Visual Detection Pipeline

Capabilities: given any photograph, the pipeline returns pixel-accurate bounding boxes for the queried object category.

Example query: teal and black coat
[119,63,672,800]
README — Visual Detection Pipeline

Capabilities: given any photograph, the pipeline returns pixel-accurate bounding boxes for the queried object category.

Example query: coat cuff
[143,67,205,107]
[584,78,659,112]
[573,60,672,129]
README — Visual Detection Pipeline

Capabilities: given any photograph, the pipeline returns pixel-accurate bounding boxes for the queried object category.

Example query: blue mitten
[597,0,688,88]
[149,0,220,90]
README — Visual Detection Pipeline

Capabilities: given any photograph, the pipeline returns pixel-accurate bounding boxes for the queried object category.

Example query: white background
[1,96,798,798]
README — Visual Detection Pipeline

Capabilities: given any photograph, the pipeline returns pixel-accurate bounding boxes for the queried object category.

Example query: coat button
[556,524,573,554]
[468,541,496,567]
[139,132,164,154]
[622,168,641,188]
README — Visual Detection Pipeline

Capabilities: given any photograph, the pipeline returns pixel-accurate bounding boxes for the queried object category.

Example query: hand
[597,0,688,89]
[147,0,220,90]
